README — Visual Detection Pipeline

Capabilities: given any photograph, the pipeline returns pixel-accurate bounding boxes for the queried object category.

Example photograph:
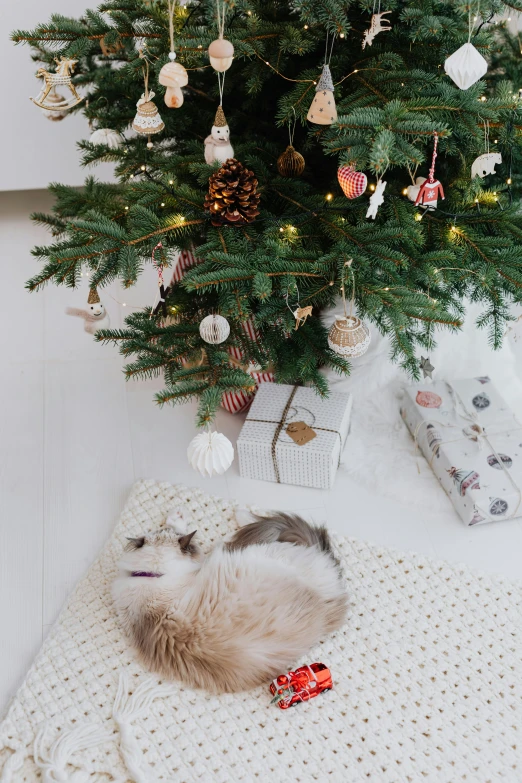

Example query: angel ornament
[66,287,110,335]
[30,57,83,111]
[204,106,234,164]
[366,179,387,219]
[362,9,392,49]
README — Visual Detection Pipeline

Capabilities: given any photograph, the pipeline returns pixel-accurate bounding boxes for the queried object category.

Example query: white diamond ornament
[444,42,487,90]
[187,431,234,477]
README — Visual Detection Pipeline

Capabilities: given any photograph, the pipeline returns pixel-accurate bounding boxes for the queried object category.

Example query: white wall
[1,0,115,191]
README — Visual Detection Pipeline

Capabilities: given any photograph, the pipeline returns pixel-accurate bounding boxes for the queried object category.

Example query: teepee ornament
[307,64,337,125]
[328,260,371,358]
[415,132,444,209]
[444,11,487,91]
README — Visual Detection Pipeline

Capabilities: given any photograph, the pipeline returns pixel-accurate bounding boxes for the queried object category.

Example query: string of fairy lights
[76,6,522,317]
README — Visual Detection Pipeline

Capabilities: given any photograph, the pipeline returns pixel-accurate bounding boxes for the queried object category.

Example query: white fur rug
[1,480,521,782]
[322,301,522,512]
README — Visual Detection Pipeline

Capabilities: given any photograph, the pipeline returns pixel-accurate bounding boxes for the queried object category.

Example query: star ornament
[420,356,435,379]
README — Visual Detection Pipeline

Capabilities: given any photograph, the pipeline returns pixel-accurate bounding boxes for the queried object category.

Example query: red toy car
[269,663,332,709]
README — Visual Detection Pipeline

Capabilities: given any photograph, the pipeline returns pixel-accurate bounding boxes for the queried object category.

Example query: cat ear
[126,536,145,550]
[178,530,197,554]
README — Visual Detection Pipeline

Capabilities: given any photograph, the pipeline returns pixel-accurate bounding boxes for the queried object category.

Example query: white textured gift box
[237,383,352,489]
[401,377,522,526]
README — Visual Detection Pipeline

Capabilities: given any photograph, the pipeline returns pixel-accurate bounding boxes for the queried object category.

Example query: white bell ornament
[187,430,234,477]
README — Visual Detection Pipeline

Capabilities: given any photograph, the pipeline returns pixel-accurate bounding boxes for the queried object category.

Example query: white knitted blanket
[1,480,521,782]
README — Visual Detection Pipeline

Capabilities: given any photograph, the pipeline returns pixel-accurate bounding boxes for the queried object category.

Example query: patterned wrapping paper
[237,383,352,489]
[401,377,522,526]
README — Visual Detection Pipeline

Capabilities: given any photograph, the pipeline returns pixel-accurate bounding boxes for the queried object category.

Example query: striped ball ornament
[277,145,305,177]
[337,166,368,199]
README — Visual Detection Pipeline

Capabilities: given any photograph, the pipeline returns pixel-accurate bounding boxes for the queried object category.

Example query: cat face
[120,528,199,576]
[211,124,230,142]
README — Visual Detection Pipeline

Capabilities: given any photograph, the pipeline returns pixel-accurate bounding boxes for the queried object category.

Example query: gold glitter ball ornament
[277,145,305,178]
[328,315,371,358]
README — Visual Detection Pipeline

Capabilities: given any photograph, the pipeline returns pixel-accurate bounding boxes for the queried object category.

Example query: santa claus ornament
[337,165,367,199]
[415,132,444,209]
[204,105,234,164]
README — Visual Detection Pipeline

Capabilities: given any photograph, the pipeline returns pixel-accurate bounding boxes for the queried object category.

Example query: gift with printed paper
[401,377,522,526]
[237,383,352,489]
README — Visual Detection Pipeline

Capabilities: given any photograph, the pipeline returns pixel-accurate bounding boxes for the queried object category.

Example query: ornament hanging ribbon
[412,381,522,522]
[246,385,343,483]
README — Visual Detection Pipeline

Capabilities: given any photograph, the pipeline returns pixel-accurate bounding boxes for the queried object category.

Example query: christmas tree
[12,1,522,428]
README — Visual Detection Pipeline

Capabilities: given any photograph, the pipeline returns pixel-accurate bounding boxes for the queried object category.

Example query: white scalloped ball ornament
[199,313,230,344]
[187,431,234,477]
[89,128,122,149]
[444,42,487,90]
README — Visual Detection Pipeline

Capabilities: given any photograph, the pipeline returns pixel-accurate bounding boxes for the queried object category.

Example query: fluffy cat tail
[228,511,334,556]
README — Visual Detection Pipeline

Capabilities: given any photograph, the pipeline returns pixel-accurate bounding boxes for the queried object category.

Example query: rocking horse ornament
[31,57,84,111]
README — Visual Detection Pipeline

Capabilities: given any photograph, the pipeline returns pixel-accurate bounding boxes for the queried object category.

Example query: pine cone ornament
[204,158,261,226]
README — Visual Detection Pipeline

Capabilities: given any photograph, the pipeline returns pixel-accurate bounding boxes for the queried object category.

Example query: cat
[112,509,348,694]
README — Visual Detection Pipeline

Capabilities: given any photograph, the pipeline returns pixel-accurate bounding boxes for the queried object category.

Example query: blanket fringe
[0,746,27,782]
[113,672,175,783]
[33,722,111,782]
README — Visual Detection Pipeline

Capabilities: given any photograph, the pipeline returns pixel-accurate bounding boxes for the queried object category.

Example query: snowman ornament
[66,286,111,335]
[204,105,234,164]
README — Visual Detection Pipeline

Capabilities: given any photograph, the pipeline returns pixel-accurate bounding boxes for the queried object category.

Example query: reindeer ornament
[362,11,392,49]
[30,57,84,111]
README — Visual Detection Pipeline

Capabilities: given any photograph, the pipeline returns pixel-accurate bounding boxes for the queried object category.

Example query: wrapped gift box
[237,383,352,489]
[401,377,522,526]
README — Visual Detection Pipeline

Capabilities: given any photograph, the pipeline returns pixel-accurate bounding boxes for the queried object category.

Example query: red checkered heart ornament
[337,166,368,199]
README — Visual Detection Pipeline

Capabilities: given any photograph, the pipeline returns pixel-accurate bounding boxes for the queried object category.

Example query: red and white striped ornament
[221,368,275,414]
[169,248,200,284]
[221,318,274,413]
[337,166,367,199]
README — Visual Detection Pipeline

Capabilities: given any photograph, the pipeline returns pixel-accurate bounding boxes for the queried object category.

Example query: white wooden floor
[2,189,522,719]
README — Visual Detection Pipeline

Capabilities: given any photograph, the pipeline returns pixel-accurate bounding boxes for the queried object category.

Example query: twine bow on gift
[413,382,522,522]
[246,385,343,483]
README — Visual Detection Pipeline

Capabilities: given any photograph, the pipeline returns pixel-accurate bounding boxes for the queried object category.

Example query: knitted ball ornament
[337,166,368,199]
